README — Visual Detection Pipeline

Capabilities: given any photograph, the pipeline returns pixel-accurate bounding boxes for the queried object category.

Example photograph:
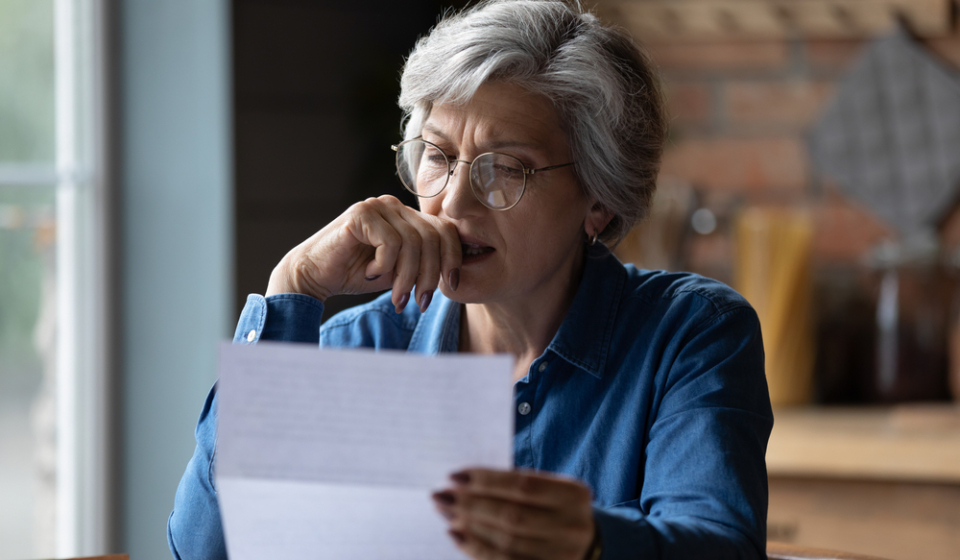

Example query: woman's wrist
[583,522,602,560]
[265,252,332,302]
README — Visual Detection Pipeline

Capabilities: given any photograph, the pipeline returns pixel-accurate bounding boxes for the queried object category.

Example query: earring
[587,231,598,246]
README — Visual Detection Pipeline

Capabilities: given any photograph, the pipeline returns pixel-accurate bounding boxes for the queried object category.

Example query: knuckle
[349,200,369,215]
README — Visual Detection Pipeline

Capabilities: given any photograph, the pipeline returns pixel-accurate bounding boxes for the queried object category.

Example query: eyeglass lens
[395,139,526,210]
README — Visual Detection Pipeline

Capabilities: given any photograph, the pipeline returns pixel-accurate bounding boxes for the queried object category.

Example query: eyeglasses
[391,137,575,211]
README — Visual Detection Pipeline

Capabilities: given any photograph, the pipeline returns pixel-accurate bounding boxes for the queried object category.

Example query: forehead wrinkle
[423,113,549,156]
[421,84,568,160]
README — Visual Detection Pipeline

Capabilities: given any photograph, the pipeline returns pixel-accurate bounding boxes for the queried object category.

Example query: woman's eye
[424,154,449,168]
[494,163,524,176]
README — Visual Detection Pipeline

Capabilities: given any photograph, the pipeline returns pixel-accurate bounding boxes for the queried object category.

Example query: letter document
[215,341,514,560]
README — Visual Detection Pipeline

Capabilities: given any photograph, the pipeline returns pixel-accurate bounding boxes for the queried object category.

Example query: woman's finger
[345,204,401,281]
[448,527,536,560]
[451,469,593,512]
[462,518,580,560]
[396,208,442,312]
[418,213,463,292]
[446,493,580,538]
[379,213,422,312]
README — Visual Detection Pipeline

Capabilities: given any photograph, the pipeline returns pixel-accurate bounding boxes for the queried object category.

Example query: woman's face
[420,81,605,306]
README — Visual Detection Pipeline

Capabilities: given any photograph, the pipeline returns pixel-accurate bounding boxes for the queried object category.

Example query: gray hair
[398,0,667,244]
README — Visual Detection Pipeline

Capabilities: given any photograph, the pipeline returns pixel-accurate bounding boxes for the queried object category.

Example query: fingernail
[448,268,460,291]
[365,275,381,281]
[419,290,433,313]
[395,292,409,314]
[448,529,466,544]
[450,471,470,485]
[432,490,456,505]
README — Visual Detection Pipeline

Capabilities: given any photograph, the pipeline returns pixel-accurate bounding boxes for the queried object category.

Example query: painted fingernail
[432,490,456,505]
[419,290,433,313]
[450,471,470,485]
[365,275,381,281]
[395,292,410,314]
[448,529,466,544]
[448,268,460,291]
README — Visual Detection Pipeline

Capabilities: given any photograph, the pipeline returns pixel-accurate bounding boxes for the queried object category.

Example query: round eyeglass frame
[391,137,576,211]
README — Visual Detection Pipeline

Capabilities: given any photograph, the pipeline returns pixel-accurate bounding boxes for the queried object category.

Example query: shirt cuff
[593,505,655,559]
[232,293,325,345]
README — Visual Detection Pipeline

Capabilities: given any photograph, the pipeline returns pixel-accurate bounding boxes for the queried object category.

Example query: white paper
[215,341,514,560]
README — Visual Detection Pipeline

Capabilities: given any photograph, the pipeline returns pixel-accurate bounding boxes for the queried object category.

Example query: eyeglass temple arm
[526,161,576,175]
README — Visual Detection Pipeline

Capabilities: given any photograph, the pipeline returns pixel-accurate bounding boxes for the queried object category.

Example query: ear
[585,202,615,237]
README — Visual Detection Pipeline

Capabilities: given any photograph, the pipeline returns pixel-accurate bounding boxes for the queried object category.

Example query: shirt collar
[407,243,625,378]
[546,243,625,379]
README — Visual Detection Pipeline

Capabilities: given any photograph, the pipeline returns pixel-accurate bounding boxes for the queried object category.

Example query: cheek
[419,197,442,216]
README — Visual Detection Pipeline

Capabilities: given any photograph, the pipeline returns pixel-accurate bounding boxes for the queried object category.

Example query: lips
[458,235,495,264]
[462,243,494,257]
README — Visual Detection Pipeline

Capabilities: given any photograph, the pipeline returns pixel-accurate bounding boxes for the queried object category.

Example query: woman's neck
[459,247,586,381]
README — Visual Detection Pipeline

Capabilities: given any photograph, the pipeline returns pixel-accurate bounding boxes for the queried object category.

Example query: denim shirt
[168,246,773,560]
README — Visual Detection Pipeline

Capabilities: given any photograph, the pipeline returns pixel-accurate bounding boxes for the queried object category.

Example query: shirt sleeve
[232,293,325,345]
[594,305,773,560]
[168,292,326,560]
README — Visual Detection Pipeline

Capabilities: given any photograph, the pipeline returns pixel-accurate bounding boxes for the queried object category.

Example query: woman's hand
[266,195,462,313]
[432,468,596,560]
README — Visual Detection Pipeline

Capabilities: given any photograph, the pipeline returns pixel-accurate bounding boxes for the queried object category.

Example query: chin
[438,283,495,305]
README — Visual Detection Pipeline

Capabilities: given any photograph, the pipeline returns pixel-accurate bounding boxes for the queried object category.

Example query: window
[0,0,110,557]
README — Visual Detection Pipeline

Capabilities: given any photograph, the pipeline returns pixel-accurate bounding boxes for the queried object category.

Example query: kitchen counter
[765,404,960,560]
[766,404,960,483]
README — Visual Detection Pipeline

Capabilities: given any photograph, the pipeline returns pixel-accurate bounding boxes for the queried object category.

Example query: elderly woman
[168,1,772,559]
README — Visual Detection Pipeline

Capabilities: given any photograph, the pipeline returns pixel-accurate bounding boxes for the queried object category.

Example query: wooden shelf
[766,404,960,483]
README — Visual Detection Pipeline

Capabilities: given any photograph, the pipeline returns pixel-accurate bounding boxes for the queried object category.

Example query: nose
[441,160,483,219]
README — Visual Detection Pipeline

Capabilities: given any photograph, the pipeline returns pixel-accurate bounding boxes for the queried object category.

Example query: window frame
[52,0,114,555]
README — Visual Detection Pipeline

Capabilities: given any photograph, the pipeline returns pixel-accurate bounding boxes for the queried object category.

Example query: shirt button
[518,402,532,415]
[537,362,548,373]
[246,329,256,342]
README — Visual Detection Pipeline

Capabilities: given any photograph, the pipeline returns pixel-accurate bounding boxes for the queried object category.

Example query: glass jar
[868,237,951,403]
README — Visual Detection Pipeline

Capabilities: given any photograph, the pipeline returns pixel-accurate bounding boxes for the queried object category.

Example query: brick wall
[627,27,960,402]
[642,31,960,274]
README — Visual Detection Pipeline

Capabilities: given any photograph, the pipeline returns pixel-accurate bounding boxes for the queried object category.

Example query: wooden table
[766,405,960,560]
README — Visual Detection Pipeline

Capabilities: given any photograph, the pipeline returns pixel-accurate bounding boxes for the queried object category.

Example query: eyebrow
[421,123,544,154]
[421,123,450,142]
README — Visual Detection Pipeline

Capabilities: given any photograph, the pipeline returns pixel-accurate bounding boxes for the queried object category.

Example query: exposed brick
[725,80,835,129]
[659,136,809,193]
[924,32,960,70]
[804,39,866,73]
[646,40,789,72]
[663,81,712,128]
[811,187,894,263]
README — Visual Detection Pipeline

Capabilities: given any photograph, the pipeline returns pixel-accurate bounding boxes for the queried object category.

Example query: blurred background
[0,0,958,559]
